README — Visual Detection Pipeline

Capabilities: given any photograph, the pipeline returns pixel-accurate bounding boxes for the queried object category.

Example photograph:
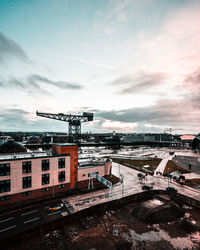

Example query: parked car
[142,185,153,190]
[137,173,143,178]
[166,186,177,192]
[48,203,63,212]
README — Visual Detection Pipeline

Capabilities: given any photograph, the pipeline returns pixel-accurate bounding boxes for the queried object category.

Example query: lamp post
[168,168,170,188]
[52,175,55,198]
[121,174,124,197]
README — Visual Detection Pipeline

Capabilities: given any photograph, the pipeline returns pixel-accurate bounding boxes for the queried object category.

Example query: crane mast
[36,111,93,143]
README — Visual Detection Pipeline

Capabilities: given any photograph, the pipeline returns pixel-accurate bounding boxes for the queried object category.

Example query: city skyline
[0,0,200,133]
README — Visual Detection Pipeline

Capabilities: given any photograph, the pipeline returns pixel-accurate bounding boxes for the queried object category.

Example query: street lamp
[121,174,124,197]
[167,168,170,188]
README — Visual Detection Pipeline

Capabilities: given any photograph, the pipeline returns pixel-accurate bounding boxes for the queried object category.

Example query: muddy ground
[6,195,200,250]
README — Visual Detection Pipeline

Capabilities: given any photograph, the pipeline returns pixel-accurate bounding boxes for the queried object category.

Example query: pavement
[64,162,200,212]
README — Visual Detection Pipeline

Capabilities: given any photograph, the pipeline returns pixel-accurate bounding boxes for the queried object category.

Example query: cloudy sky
[0,0,200,134]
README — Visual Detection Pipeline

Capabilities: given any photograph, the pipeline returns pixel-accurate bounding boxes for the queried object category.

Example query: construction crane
[36,111,94,143]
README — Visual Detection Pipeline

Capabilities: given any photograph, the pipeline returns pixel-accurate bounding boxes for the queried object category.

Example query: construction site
[2,191,200,250]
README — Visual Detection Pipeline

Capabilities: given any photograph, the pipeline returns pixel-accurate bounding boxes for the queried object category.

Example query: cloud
[0,108,68,132]
[94,97,200,130]
[0,76,51,96]
[102,120,137,131]
[185,68,200,85]
[0,32,29,63]
[28,74,82,89]
[46,51,117,70]
[0,74,82,97]
[0,109,31,130]
[110,71,166,94]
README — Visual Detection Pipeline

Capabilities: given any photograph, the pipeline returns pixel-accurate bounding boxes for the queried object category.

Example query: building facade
[0,143,112,207]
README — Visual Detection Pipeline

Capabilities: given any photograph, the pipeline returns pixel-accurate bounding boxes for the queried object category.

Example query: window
[22,161,31,173]
[58,184,65,189]
[0,195,11,201]
[58,158,65,168]
[58,171,65,182]
[22,176,32,189]
[22,191,31,196]
[42,159,49,171]
[42,174,49,185]
[0,163,10,176]
[41,187,49,192]
[0,180,11,193]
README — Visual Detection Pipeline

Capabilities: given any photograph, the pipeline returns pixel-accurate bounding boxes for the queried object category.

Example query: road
[0,162,200,241]
[0,199,74,240]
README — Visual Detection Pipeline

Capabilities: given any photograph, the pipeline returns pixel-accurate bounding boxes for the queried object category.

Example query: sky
[0,0,200,134]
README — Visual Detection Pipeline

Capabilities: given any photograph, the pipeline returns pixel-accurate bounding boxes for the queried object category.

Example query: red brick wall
[52,145,78,189]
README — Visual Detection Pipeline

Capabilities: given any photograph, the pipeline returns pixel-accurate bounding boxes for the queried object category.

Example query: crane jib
[36,111,94,143]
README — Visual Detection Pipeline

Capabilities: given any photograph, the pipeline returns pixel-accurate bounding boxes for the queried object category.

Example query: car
[142,185,153,190]
[166,186,177,192]
[137,173,143,178]
[48,203,64,212]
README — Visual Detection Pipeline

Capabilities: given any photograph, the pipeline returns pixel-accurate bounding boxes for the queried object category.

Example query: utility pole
[169,128,172,148]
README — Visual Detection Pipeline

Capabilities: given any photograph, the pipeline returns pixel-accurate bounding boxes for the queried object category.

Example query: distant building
[192,134,200,151]
[0,143,112,207]
[0,139,27,154]
[180,134,195,148]
[28,136,40,144]
[0,136,10,145]
[123,133,172,143]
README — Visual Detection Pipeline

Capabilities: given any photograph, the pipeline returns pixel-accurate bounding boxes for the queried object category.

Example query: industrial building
[0,140,112,207]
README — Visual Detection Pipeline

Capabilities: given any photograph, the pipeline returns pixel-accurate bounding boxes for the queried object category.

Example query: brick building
[0,142,112,207]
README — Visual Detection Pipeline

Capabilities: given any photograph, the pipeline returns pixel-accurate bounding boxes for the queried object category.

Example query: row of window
[0,184,66,201]
[0,158,66,176]
[0,171,66,193]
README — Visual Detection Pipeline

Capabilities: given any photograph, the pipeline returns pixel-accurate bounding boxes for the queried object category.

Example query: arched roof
[0,139,27,154]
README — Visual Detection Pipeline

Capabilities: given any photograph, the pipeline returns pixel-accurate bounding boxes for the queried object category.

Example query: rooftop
[0,151,69,162]
[54,143,77,146]
[78,157,111,168]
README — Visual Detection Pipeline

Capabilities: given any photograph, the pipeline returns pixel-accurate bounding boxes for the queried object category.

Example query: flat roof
[54,143,77,146]
[78,162,105,168]
[0,151,70,162]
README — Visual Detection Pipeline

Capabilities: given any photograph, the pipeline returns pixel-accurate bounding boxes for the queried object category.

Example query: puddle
[123,227,199,249]
[143,199,164,208]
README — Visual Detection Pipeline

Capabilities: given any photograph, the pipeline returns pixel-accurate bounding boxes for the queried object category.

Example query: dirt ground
[8,194,200,250]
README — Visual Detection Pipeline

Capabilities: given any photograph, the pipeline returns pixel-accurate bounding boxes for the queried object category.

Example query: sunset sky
[0,0,200,134]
